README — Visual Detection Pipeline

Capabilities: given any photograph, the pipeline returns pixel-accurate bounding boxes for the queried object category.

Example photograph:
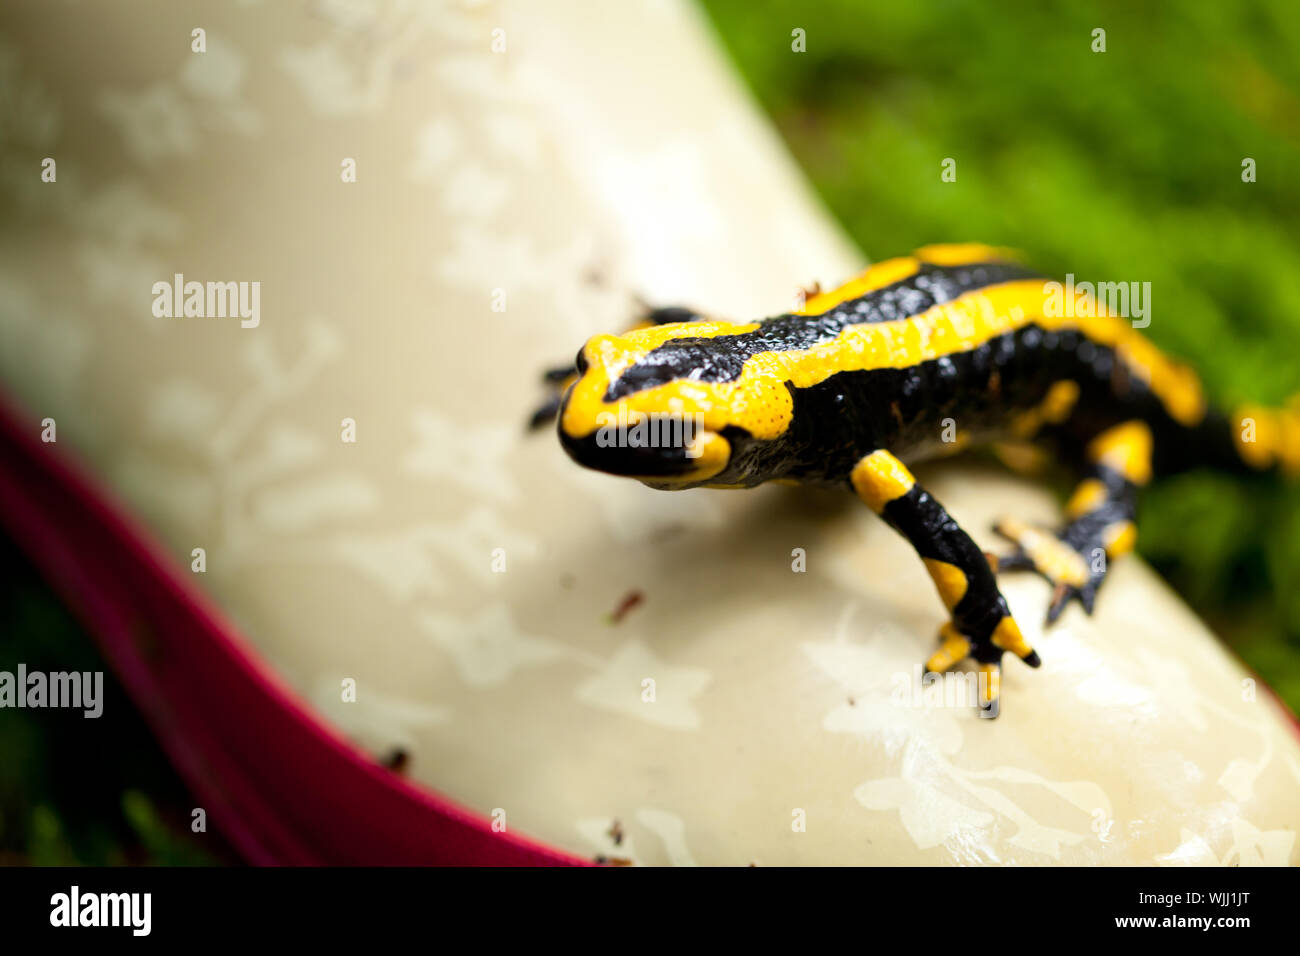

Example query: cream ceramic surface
[0,0,1296,865]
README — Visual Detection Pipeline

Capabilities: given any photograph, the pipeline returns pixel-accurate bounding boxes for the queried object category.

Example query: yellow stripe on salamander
[798,245,1021,317]
[797,256,922,316]
[564,274,1206,444]
[560,319,760,439]
[913,243,1024,266]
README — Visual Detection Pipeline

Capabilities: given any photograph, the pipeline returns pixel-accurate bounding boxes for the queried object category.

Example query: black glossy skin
[625,263,1240,489]
[545,259,1246,487]
[533,253,1284,714]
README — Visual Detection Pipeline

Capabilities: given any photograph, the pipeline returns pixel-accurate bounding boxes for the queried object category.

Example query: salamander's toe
[528,363,579,431]
[1046,582,1072,623]
[527,395,563,431]
[1044,580,1101,624]
[977,662,1001,718]
[993,515,1099,625]
[924,622,972,674]
[993,549,1036,573]
[542,364,577,384]
[922,620,1036,718]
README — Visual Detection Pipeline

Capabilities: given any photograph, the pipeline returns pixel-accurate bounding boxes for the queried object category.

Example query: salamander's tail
[1222,398,1300,477]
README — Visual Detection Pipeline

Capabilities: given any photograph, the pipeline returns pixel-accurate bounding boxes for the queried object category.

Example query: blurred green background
[700,0,1300,710]
[3,0,1299,866]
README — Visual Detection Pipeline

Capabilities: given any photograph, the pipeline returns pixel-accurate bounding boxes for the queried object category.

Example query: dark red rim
[0,390,589,866]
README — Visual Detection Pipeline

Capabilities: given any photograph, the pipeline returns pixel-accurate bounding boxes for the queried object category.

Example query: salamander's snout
[558,406,719,480]
[556,335,732,487]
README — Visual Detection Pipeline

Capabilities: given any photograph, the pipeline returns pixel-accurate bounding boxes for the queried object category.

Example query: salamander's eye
[575,349,589,374]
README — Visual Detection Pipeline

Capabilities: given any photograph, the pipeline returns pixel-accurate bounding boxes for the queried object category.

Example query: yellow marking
[992,440,1051,476]
[850,450,915,512]
[923,558,969,611]
[1041,380,1080,423]
[978,662,1001,707]
[926,623,971,673]
[934,429,973,457]
[560,320,758,439]
[1109,334,1205,428]
[913,243,1021,266]
[562,260,1207,458]
[1065,478,1108,519]
[998,516,1089,587]
[1234,403,1274,470]
[990,615,1035,660]
[1102,520,1137,557]
[635,430,731,487]
[785,283,1042,393]
[796,257,921,316]
[1009,379,1080,438]
[1232,403,1300,475]
[1087,421,1153,486]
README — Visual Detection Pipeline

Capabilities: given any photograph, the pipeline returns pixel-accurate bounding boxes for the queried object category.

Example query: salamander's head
[556,321,787,489]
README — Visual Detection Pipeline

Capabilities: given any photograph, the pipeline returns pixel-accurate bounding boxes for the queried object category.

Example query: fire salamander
[531,243,1300,716]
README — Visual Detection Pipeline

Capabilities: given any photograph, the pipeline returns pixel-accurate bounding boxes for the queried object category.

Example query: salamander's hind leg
[527,304,707,429]
[995,421,1149,623]
[851,450,1041,717]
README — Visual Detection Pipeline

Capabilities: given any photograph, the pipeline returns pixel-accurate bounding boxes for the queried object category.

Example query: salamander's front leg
[995,421,1148,623]
[850,450,1040,717]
